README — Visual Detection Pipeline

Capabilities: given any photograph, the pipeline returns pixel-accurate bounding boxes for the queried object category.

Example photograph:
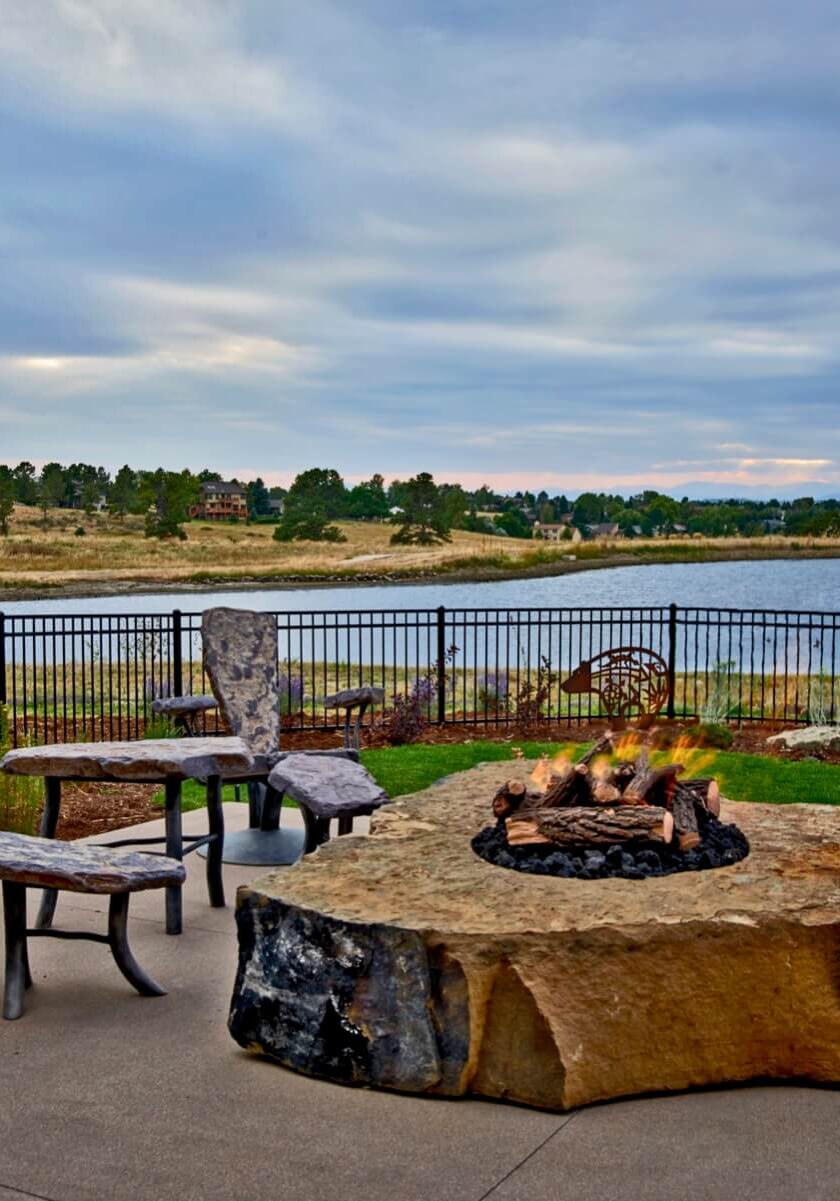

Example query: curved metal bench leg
[259,783,284,832]
[300,805,323,854]
[108,894,166,998]
[205,775,225,909]
[35,778,61,931]
[163,779,183,936]
[3,882,28,1020]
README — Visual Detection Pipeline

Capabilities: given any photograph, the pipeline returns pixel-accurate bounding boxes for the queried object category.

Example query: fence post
[436,606,447,724]
[0,612,6,707]
[172,609,183,699]
[666,603,677,719]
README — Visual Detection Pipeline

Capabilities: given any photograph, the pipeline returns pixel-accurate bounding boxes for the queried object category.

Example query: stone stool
[1,831,185,1020]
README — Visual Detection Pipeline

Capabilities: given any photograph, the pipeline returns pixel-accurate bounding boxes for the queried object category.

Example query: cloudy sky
[2,0,839,495]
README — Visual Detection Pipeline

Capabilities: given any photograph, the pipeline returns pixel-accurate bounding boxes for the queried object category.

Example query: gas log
[492,741,722,855]
[507,805,674,847]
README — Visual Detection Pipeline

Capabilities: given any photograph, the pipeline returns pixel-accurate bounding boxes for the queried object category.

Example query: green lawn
[158,740,840,811]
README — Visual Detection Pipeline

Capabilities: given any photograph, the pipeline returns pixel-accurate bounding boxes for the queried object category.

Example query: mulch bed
[23,719,840,842]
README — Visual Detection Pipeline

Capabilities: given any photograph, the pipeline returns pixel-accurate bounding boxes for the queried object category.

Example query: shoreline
[2,545,839,604]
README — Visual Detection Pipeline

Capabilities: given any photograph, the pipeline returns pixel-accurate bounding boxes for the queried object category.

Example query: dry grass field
[0,504,530,593]
[1,504,839,598]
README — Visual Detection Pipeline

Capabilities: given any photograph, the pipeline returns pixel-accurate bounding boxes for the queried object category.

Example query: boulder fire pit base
[229,763,840,1112]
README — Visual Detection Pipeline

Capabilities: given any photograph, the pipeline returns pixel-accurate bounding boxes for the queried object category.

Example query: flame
[529,751,572,793]
[590,755,613,781]
[611,731,644,760]
[661,733,716,778]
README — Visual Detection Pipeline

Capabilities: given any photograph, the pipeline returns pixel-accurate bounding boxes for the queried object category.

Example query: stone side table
[0,737,253,935]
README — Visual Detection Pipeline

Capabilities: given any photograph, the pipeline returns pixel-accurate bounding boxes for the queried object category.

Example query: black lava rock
[472,811,749,882]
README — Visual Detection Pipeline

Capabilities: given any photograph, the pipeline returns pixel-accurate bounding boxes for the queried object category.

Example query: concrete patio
[2,803,840,1201]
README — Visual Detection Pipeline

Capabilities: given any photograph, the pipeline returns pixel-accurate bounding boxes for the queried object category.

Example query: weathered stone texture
[0,831,185,893]
[0,737,253,781]
[767,726,840,753]
[230,762,840,1112]
[268,755,388,818]
[202,607,280,755]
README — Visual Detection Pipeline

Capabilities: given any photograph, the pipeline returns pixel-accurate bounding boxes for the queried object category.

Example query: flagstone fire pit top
[229,762,840,1112]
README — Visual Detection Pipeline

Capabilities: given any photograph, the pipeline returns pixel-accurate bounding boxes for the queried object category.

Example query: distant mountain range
[554,481,840,502]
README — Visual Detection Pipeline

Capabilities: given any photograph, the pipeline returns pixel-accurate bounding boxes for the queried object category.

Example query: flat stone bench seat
[0,831,186,894]
[151,695,218,716]
[321,686,386,750]
[268,754,388,849]
[150,695,218,734]
[0,832,185,1020]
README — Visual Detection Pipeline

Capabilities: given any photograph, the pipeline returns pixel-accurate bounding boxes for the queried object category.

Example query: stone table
[0,737,253,935]
[321,686,385,750]
[229,761,840,1112]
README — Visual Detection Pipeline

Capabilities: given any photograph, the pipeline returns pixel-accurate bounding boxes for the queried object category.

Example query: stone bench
[150,694,218,735]
[0,831,185,1020]
[267,754,388,849]
[321,686,385,750]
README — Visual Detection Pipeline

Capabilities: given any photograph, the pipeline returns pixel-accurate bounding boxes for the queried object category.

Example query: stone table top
[322,686,385,709]
[249,760,840,936]
[0,831,185,893]
[150,695,218,715]
[0,737,254,782]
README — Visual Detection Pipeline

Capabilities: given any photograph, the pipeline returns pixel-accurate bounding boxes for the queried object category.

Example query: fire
[662,734,716,779]
[530,750,572,793]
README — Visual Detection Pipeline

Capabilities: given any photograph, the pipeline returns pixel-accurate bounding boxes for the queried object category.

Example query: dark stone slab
[322,686,385,710]
[229,893,455,1092]
[151,695,217,716]
[268,754,387,818]
[0,831,185,894]
[202,608,280,756]
[0,737,253,782]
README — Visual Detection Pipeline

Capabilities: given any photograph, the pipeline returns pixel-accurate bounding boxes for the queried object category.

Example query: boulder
[229,762,840,1112]
[767,726,840,753]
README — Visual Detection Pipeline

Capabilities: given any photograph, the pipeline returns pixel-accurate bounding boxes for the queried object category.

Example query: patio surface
[1,803,840,1201]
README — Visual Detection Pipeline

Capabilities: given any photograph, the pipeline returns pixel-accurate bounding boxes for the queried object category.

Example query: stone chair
[201,607,388,865]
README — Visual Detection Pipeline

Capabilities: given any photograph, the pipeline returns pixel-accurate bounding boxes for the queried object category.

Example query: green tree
[138,469,197,539]
[109,465,139,519]
[246,477,271,518]
[389,472,452,545]
[12,461,38,506]
[0,472,14,535]
[38,463,66,527]
[572,492,602,528]
[346,474,390,520]
[494,509,532,539]
[273,468,348,542]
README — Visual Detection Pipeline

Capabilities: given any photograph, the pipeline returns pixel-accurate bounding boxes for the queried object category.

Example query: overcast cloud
[1,0,839,494]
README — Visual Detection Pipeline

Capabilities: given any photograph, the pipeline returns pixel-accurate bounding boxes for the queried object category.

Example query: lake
[2,557,839,616]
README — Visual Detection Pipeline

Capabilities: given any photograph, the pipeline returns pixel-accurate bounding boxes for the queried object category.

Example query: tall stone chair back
[202,608,281,763]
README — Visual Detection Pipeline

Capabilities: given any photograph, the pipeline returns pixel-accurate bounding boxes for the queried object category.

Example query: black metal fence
[2,605,839,746]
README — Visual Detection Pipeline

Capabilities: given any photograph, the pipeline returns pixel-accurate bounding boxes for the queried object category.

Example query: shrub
[692,722,734,749]
[376,646,458,745]
[699,660,737,723]
[74,525,86,537]
[512,655,557,724]
[0,705,42,835]
[142,715,180,740]
[278,670,305,716]
[476,671,509,710]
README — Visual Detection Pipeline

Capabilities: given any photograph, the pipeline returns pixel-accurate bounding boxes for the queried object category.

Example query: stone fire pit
[229,762,840,1112]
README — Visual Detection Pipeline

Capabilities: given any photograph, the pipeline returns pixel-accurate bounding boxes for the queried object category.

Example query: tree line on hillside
[0,460,838,544]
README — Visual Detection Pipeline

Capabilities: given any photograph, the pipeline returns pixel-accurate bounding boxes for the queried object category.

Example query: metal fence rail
[2,604,839,746]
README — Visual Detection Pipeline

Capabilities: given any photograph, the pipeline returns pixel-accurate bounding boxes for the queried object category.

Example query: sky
[1,0,840,497]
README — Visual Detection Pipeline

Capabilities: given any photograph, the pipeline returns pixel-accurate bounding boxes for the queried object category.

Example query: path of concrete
[1,804,839,1201]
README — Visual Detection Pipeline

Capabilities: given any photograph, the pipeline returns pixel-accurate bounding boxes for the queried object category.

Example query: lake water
[2,557,839,616]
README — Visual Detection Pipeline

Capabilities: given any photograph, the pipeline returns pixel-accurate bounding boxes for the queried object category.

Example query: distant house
[586,522,620,539]
[672,523,688,534]
[267,497,285,517]
[533,522,582,544]
[190,481,248,521]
